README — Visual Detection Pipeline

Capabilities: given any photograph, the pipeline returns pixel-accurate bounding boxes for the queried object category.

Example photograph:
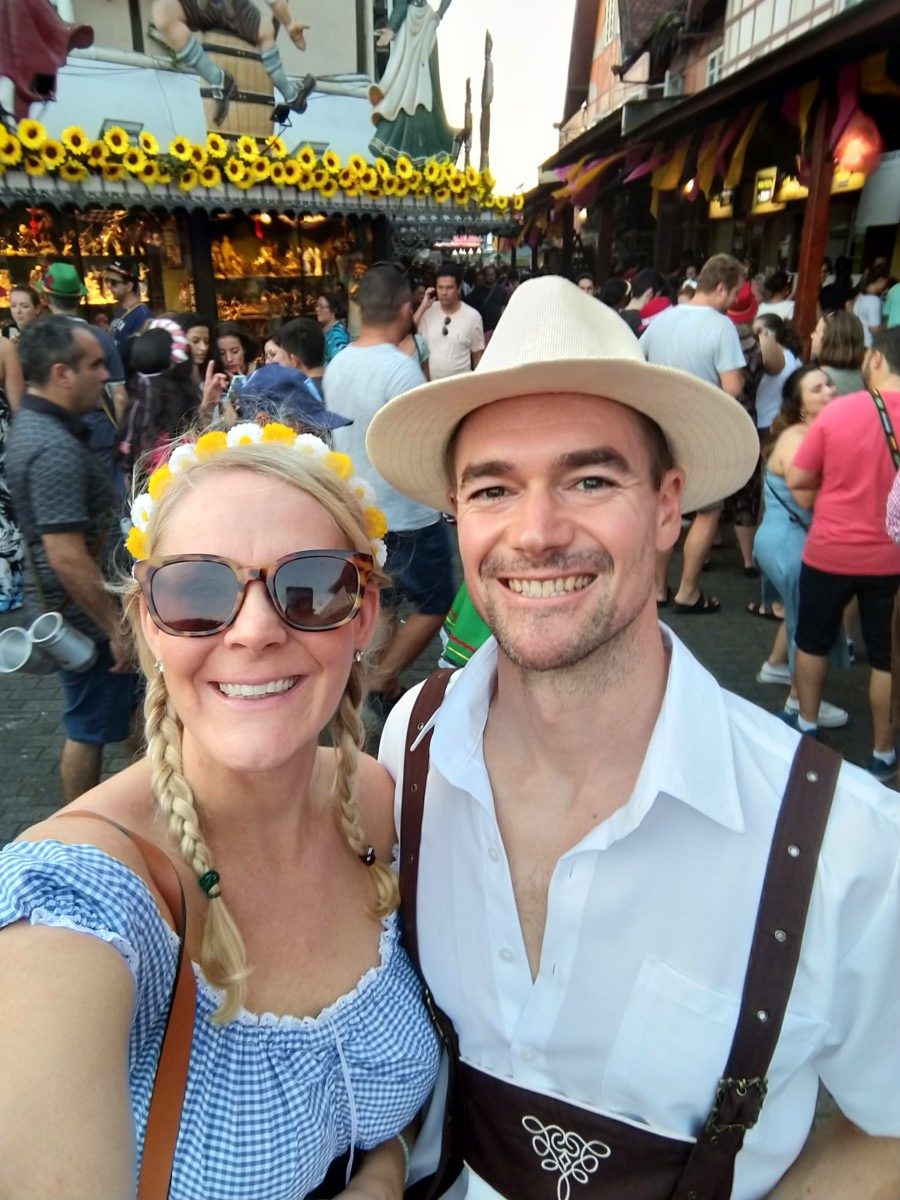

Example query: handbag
[53,811,196,1200]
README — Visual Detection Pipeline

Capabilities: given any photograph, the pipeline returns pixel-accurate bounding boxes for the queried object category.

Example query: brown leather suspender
[53,810,197,1200]
[399,671,842,1200]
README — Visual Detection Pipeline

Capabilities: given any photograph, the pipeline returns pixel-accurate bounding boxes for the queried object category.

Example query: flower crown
[125,424,388,566]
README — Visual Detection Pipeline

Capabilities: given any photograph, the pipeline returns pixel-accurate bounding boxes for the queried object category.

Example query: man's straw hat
[366,275,758,513]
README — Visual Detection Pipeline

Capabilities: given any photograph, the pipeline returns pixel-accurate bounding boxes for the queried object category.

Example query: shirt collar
[20,393,90,442]
[426,625,745,840]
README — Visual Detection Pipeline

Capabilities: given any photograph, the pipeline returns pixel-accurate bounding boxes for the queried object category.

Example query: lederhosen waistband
[400,670,841,1200]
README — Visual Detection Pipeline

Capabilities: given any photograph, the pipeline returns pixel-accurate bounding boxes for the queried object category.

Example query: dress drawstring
[328,1016,359,1186]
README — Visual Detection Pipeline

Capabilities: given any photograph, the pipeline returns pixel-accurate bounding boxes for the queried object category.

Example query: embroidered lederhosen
[400,670,841,1200]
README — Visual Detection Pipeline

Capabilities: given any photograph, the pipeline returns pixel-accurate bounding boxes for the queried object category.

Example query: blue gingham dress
[0,840,440,1199]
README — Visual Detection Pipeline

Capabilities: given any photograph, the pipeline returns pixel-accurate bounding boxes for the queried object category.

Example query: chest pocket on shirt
[601,957,826,1136]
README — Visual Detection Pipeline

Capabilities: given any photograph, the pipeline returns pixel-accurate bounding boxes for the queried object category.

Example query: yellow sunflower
[224,157,246,184]
[343,185,359,197]
[61,126,89,156]
[338,165,357,189]
[177,168,199,192]
[358,167,378,192]
[18,119,47,150]
[236,134,258,162]
[423,160,441,184]
[347,153,367,174]
[156,165,174,185]
[104,126,130,154]
[440,161,456,183]
[266,135,287,160]
[23,153,46,177]
[0,135,22,166]
[86,140,108,166]
[123,147,147,174]
[189,144,208,168]
[102,163,127,182]
[199,164,222,188]
[250,157,270,181]
[433,186,451,204]
[448,175,465,195]
[481,194,495,209]
[58,159,88,183]
[311,168,328,189]
[281,160,301,185]
[270,161,287,185]
[234,172,255,191]
[409,169,423,190]
[139,162,158,184]
[395,155,413,180]
[453,190,470,207]
[465,164,480,188]
[296,144,317,169]
[481,167,496,190]
[322,149,342,173]
[169,135,192,161]
[206,131,228,159]
[374,156,392,181]
[382,176,398,196]
[297,170,314,191]
[139,130,159,156]
[318,178,339,199]
[494,195,509,213]
[394,180,410,199]
[513,193,525,211]
[40,139,66,169]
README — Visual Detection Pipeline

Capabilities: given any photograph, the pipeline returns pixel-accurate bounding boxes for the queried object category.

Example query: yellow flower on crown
[125,527,148,561]
[169,135,192,161]
[195,430,228,458]
[325,451,353,481]
[104,126,130,154]
[139,130,159,156]
[206,131,228,159]
[260,422,296,444]
[363,506,388,541]
[18,119,47,150]
[61,126,89,155]
[148,464,174,500]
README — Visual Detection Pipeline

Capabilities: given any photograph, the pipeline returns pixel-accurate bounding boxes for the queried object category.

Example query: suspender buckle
[703,1076,768,1141]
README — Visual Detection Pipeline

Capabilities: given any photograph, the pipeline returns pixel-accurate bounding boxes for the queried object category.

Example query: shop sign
[752,167,785,214]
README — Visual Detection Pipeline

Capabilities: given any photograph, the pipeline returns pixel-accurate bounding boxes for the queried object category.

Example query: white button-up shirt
[379,629,900,1200]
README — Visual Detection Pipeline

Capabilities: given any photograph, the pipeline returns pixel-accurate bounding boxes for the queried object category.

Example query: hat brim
[35,280,88,298]
[366,358,758,514]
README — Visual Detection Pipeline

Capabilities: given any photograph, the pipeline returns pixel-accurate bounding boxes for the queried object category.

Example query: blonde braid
[328,662,399,916]
[143,670,252,1024]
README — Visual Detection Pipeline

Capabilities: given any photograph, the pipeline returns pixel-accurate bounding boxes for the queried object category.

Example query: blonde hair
[123,443,394,1023]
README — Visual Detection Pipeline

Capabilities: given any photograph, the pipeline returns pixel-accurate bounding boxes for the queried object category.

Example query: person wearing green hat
[37,263,128,425]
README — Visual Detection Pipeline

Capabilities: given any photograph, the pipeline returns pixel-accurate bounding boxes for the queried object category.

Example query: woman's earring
[354,650,363,663]
[155,659,164,674]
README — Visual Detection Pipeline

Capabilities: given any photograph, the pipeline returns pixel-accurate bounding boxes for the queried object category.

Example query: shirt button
[498,947,514,962]
[488,848,500,862]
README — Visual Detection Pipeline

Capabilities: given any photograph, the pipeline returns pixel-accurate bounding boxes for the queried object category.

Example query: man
[6,316,140,800]
[151,0,314,125]
[641,252,745,613]
[418,262,485,381]
[619,266,668,334]
[368,277,900,1200]
[272,316,326,401]
[36,262,129,426]
[104,259,152,355]
[468,263,510,338]
[324,265,456,711]
[788,326,900,779]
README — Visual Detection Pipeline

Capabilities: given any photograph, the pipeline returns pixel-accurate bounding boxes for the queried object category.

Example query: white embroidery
[521,1115,611,1200]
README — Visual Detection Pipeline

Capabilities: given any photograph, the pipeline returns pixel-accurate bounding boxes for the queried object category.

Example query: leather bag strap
[671,737,841,1200]
[53,810,196,1200]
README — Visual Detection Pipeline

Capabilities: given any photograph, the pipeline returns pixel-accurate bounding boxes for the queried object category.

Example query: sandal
[746,601,783,621]
[673,593,720,615]
[656,587,673,608]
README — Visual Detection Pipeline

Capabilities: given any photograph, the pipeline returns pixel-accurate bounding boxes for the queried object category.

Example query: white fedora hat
[366,275,759,513]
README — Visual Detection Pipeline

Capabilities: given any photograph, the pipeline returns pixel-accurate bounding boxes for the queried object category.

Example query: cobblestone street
[1,539,893,846]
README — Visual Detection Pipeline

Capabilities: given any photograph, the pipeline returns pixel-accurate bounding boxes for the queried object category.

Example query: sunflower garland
[4,119,523,214]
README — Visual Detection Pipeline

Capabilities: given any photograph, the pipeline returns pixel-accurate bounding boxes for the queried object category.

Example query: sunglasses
[442,316,451,336]
[134,550,373,637]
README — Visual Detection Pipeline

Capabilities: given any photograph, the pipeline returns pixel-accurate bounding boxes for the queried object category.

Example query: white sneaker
[757,660,791,685]
[784,696,848,729]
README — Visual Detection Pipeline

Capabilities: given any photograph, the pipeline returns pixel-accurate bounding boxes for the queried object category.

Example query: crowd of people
[0,247,898,1199]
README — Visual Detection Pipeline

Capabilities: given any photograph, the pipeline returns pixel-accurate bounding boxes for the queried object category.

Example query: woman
[811,309,865,396]
[752,312,802,437]
[753,365,848,724]
[122,319,202,471]
[315,292,351,365]
[175,312,214,385]
[216,320,260,381]
[3,284,41,340]
[0,335,24,611]
[852,266,889,347]
[0,429,438,1197]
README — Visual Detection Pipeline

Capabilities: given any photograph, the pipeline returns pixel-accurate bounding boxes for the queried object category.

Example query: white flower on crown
[372,539,387,569]
[168,443,199,474]
[293,433,330,459]
[348,475,377,507]
[226,422,263,447]
[130,492,154,532]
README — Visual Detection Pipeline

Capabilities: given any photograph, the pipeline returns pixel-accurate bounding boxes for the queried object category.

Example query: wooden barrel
[200,30,275,140]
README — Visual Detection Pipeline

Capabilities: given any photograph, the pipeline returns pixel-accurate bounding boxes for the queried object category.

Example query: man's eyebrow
[458,460,515,487]
[555,447,633,473]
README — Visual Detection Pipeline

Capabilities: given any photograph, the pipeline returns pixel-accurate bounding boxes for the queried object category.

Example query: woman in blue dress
[0,427,439,1198]
[754,364,849,724]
